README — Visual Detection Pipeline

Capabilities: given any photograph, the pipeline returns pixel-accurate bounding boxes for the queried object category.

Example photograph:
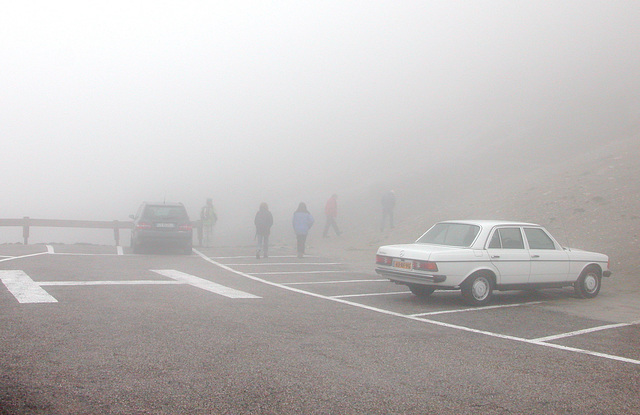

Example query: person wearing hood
[254,202,273,259]
[292,202,314,258]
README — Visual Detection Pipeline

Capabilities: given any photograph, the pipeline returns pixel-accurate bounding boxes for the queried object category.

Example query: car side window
[488,231,502,249]
[497,227,525,249]
[524,228,556,250]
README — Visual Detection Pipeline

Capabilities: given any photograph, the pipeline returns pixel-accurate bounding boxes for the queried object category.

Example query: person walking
[200,198,217,247]
[381,190,396,231]
[292,202,314,258]
[322,194,341,237]
[254,202,273,259]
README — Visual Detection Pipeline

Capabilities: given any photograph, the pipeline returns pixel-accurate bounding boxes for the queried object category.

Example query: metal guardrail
[0,217,204,246]
[0,217,133,245]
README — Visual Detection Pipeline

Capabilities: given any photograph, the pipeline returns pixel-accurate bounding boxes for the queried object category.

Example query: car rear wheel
[574,266,601,299]
[131,237,141,254]
[408,284,436,297]
[461,273,493,306]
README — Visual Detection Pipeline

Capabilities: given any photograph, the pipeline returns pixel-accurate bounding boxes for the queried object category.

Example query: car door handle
[531,255,540,258]
[491,255,500,259]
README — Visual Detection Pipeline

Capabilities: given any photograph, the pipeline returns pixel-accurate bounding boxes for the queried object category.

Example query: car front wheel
[461,273,493,306]
[574,267,601,299]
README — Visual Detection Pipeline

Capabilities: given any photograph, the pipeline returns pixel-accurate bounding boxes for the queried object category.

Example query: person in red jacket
[323,194,341,237]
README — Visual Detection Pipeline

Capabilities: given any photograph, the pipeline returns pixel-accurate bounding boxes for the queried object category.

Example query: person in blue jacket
[292,202,314,258]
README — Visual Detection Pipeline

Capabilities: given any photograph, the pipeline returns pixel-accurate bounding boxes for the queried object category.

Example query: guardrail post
[113,220,120,246]
[22,217,30,245]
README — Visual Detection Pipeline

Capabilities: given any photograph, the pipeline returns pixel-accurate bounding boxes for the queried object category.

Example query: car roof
[144,202,185,207]
[438,219,540,227]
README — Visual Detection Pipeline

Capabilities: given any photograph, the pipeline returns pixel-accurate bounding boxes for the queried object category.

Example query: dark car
[130,202,193,254]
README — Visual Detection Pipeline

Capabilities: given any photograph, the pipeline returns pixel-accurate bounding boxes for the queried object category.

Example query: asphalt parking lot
[1,243,639,414]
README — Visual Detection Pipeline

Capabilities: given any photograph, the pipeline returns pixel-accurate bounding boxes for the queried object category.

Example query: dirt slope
[312,135,640,295]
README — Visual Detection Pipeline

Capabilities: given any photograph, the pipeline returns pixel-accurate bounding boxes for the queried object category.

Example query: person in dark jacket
[254,202,273,259]
[381,190,396,231]
[292,202,314,258]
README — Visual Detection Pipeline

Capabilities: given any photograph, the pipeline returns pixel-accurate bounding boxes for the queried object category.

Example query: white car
[375,220,612,306]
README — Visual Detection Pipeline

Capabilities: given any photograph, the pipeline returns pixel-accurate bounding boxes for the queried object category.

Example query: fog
[2,1,639,245]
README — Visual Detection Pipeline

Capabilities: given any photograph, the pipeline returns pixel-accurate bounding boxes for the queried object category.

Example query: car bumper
[135,231,192,246]
[375,267,447,284]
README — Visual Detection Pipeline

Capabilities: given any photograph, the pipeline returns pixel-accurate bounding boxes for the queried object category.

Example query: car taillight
[178,223,192,231]
[376,255,392,265]
[413,261,438,272]
[136,222,152,230]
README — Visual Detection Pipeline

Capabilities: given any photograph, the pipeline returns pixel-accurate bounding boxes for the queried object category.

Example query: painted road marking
[40,280,184,286]
[0,270,58,303]
[224,262,342,266]
[331,291,411,298]
[282,279,388,285]
[0,252,48,263]
[151,269,260,299]
[532,321,640,342]
[250,271,344,275]
[117,246,124,255]
[409,301,544,317]
[194,249,640,366]
[0,266,260,303]
[210,255,318,259]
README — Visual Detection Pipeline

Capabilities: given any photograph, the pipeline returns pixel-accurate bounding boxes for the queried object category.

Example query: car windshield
[143,206,188,221]
[416,223,480,247]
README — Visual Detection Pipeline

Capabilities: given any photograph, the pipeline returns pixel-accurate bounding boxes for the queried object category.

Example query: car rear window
[416,223,480,247]
[143,206,189,221]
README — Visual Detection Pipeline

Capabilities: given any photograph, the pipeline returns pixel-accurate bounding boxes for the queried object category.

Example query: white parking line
[39,280,184,286]
[194,249,640,366]
[117,246,124,256]
[0,252,49,263]
[409,301,543,317]
[151,269,261,299]
[46,245,54,253]
[250,271,344,275]
[283,279,388,285]
[0,270,58,303]
[224,262,342,266]
[209,255,317,259]
[532,321,638,342]
[332,291,411,298]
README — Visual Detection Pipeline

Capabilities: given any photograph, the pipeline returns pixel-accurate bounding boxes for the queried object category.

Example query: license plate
[393,259,412,270]
[156,223,175,228]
